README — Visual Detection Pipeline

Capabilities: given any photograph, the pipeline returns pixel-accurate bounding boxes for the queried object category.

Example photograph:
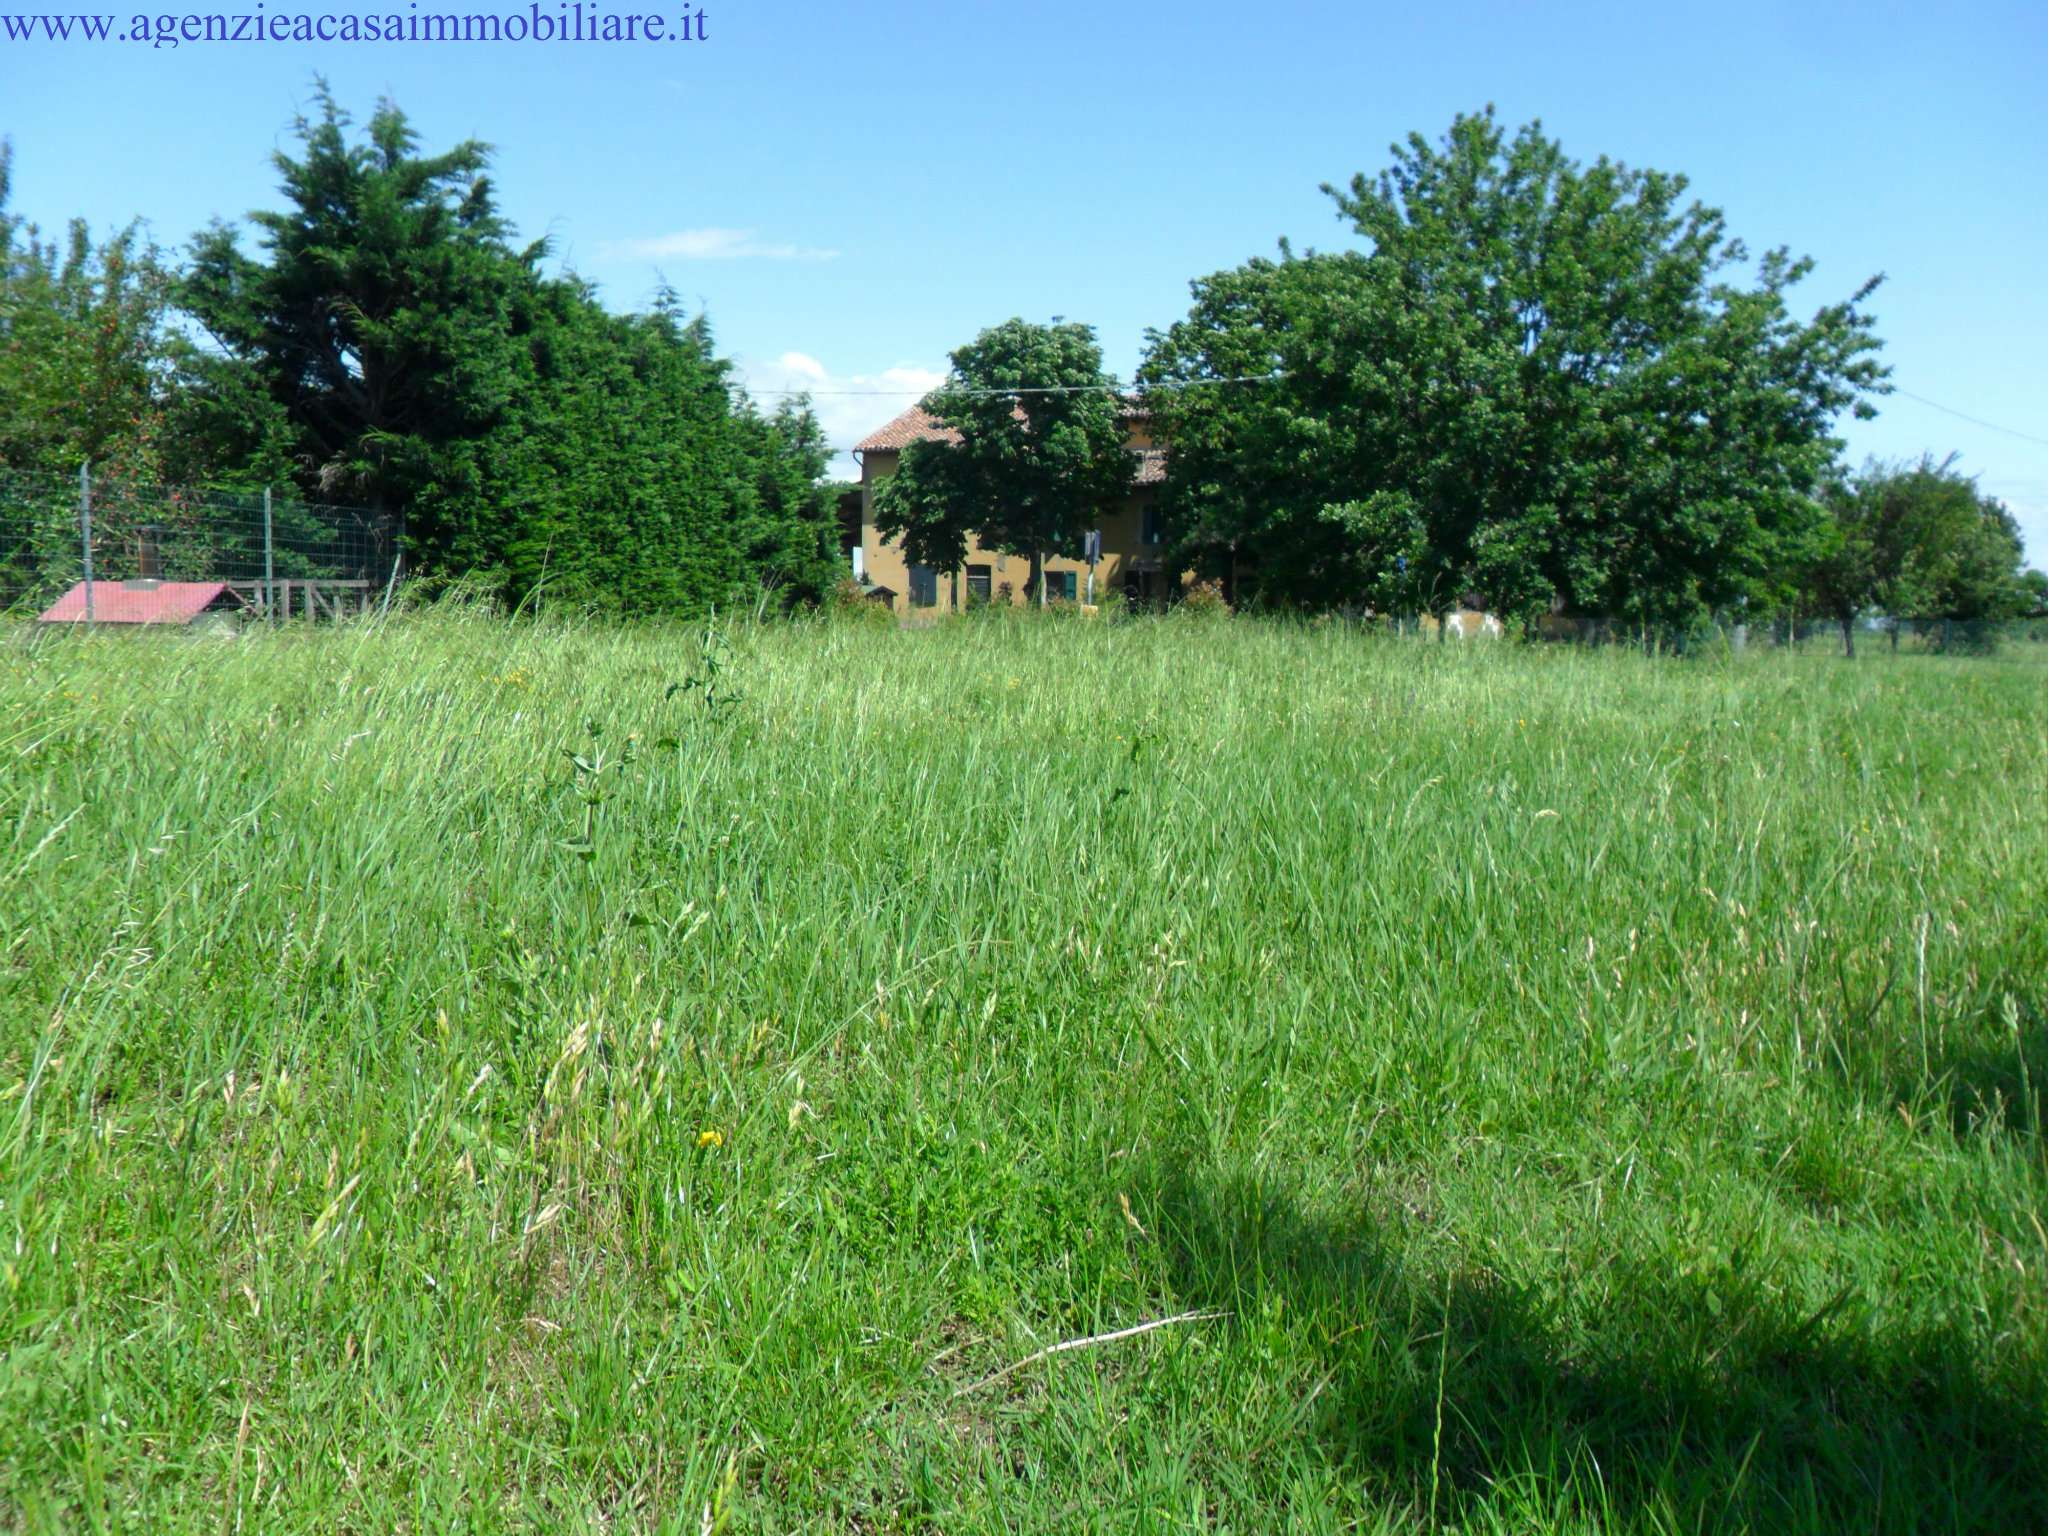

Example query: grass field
[3,610,2044,1533]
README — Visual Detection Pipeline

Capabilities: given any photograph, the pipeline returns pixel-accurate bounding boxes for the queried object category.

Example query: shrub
[1178,579,1231,618]
[826,576,894,628]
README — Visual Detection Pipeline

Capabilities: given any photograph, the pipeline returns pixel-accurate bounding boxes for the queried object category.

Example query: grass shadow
[1148,1170,2048,1533]
[1834,982,2046,1149]
[1917,1026,2046,1146]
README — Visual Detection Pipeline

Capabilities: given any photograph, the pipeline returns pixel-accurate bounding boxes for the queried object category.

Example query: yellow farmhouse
[847,405,1174,614]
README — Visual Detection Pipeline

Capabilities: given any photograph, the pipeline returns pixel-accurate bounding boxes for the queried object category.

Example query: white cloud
[605,227,840,262]
[733,353,948,477]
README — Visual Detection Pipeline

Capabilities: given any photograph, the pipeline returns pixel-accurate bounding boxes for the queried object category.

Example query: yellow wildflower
[696,1129,724,1150]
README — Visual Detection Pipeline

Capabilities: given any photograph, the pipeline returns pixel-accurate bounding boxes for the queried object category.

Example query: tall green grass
[3,610,2044,1533]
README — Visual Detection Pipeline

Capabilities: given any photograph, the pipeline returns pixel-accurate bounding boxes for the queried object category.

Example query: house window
[1141,503,1162,547]
[1044,570,1077,603]
[909,564,938,607]
[966,564,993,604]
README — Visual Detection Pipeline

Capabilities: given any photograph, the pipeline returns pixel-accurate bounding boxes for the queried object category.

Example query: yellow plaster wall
[857,449,1164,615]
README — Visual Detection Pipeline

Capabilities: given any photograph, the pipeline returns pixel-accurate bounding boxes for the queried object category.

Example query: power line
[1889,388,2048,451]
[780,373,2048,457]
[735,373,1286,400]
[753,372,2045,453]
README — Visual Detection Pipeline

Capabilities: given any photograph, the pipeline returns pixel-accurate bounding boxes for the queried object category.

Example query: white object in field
[1444,609,1503,639]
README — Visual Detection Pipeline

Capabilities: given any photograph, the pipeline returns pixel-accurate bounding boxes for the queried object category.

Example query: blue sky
[3,0,2044,559]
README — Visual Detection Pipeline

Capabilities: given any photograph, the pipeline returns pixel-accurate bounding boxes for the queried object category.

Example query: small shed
[38,580,240,626]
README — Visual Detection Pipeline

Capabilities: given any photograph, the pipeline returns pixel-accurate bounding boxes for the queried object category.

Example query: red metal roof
[38,580,232,625]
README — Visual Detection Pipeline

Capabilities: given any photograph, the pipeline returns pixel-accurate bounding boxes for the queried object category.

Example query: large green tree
[177,86,536,559]
[1142,109,1889,625]
[0,140,183,595]
[875,318,1133,605]
[2020,567,2048,618]
[175,88,837,613]
[1804,454,2028,655]
[0,140,174,487]
[486,287,838,613]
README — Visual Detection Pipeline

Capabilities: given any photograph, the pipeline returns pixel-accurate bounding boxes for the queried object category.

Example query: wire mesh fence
[1769,617,2048,656]
[5,464,2039,645]
[0,466,400,626]
[1877,616,2048,654]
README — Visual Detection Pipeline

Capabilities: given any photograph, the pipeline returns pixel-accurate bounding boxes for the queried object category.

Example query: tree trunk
[1840,615,1856,659]
[1031,549,1045,608]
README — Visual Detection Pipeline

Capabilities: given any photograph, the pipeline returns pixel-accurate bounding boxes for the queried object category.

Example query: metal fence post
[79,462,94,627]
[263,486,275,622]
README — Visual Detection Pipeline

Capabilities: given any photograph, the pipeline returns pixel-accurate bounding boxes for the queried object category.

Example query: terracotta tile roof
[853,406,961,454]
[38,580,232,625]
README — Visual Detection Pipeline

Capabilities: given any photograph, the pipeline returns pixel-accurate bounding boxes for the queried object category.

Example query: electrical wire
[787,375,2047,460]
[1888,388,2048,451]
[735,373,1286,400]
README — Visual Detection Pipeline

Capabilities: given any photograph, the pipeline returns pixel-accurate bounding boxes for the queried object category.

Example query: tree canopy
[1803,454,2029,653]
[0,140,185,593]
[0,141,172,489]
[171,87,837,613]
[874,318,1133,604]
[1142,109,1891,625]
[2020,567,2048,618]
[10,102,2037,636]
